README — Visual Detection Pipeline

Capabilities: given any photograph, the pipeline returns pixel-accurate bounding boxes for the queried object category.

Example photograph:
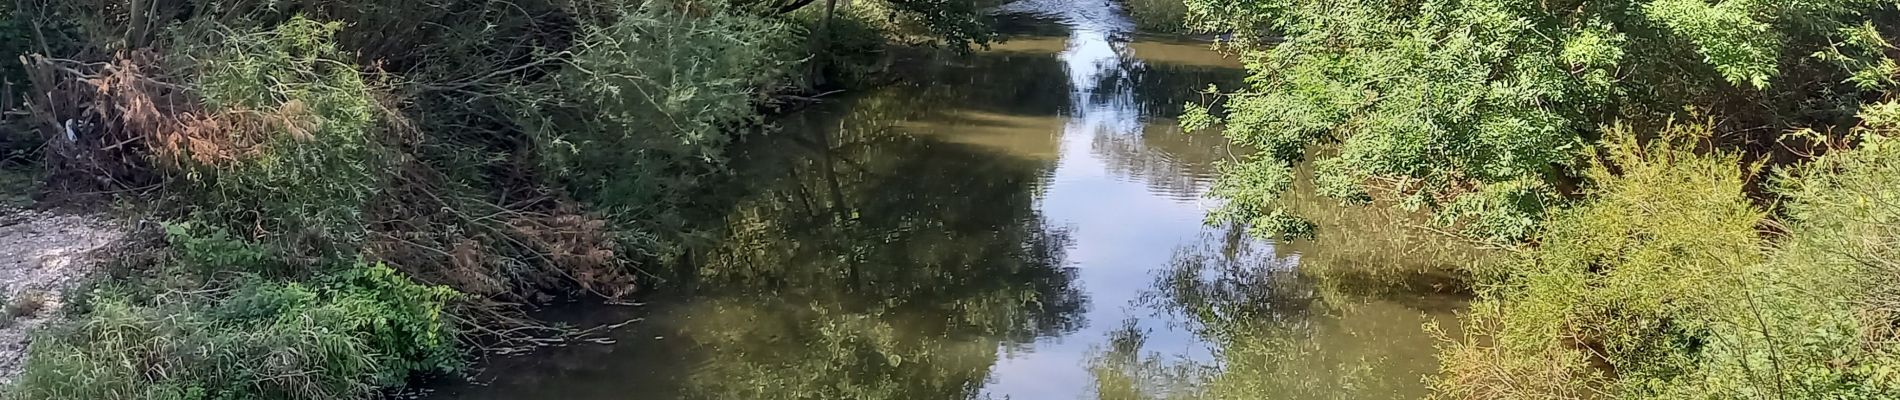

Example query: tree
[1183,0,1900,241]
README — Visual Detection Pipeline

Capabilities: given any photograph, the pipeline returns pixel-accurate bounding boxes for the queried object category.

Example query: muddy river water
[427,1,1473,398]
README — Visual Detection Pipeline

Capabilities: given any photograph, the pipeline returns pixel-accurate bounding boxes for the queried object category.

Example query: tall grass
[7,224,459,400]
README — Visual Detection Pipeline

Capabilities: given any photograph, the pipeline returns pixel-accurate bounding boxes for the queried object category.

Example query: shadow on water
[432,106,1089,399]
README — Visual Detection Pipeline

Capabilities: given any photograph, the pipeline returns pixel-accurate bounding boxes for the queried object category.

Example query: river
[426,1,1474,399]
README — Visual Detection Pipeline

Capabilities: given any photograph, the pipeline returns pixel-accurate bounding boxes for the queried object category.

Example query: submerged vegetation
[0,0,1000,397]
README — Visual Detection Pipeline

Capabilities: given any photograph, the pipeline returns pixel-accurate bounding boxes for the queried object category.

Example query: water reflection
[671,109,1088,398]
[432,82,1089,400]
[1090,123,1230,201]
[1086,229,1466,400]
[427,1,1465,398]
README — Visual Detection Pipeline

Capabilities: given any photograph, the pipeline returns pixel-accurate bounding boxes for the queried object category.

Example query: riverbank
[424,5,1482,398]
[1181,1,1900,398]
[0,208,128,383]
[0,1,1013,398]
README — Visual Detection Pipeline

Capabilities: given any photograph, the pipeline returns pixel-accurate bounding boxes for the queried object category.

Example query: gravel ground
[0,208,126,384]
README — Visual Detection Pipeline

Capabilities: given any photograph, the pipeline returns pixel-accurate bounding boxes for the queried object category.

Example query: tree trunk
[805,0,841,87]
[125,0,146,48]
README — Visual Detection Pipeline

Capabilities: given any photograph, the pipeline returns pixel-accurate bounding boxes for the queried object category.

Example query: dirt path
[0,208,126,383]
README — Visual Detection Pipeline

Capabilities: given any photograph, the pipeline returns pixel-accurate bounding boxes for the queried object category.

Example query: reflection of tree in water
[1088,319,1211,400]
[1078,42,1245,200]
[890,41,1077,118]
[671,89,1086,399]
[1073,47,1246,119]
[1086,226,1455,400]
[1088,123,1232,200]
[1149,226,1322,340]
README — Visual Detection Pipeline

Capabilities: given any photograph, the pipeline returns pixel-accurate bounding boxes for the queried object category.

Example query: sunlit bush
[1435,122,1900,399]
[1188,0,1900,241]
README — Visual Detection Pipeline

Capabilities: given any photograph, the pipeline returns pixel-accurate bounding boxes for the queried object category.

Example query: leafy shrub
[7,231,459,400]
[1437,124,1755,397]
[519,5,802,231]
[1189,0,1900,241]
[1438,178,1555,243]
[159,17,385,258]
[1435,123,1900,399]
[1761,125,1900,397]
[1121,0,1188,33]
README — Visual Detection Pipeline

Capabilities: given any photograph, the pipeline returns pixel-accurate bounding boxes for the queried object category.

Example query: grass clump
[7,224,459,400]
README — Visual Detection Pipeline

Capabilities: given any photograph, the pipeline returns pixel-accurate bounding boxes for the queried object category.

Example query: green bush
[0,3,26,91]
[1121,0,1188,34]
[8,226,458,400]
[1188,0,1900,241]
[1760,126,1900,398]
[1435,123,1900,399]
[519,5,802,233]
[166,17,385,258]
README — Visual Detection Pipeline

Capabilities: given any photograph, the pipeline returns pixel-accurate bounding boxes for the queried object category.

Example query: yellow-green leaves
[1865,100,1900,130]
[1644,0,1781,88]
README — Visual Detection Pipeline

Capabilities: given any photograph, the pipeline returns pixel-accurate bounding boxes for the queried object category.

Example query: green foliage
[163,221,282,276]
[521,5,802,231]
[871,0,995,49]
[0,2,28,92]
[169,16,384,258]
[798,4,895,87]
[1186,0,1900,395]
[8,225,459,400]
[1438,179,1555,243]
[1763,128,1900,396]
[1188,0,1900,241]
[1121,0,1189,34]
[1206,159,1313,240]
[1436,123,1900,399]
